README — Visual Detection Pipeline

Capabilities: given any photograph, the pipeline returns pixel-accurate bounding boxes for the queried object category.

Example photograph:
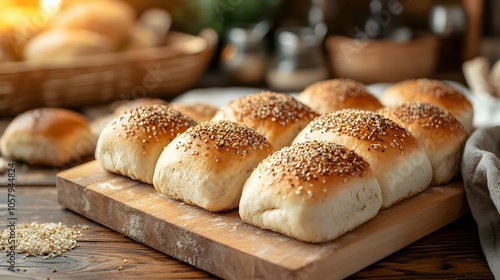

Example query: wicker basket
[325,33,438,84]
[0,29,218,117]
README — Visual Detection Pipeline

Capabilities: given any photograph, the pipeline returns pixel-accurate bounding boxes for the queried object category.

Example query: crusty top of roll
[225,91,317,126]
[113,98,169,116]
[305,109,413,156]
[3,108,90,139]
[111,104,196,145]
[298,78,383,113]
[381,79,473,118]
[378,102,466,134]
[169,103,218,123]
[256,141,371,200]
[173,120,273,167]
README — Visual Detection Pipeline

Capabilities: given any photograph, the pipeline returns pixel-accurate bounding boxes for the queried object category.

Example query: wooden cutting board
[56,160,468,280]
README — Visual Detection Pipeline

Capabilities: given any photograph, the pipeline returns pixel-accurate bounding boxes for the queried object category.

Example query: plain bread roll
[0,108,94,166]
[51,0,135,48]
[24,29,114,60]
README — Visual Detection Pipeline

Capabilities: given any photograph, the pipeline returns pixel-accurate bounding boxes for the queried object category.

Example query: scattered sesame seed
[0,222,81,258]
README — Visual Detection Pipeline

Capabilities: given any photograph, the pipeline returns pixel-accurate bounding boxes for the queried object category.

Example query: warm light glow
[39,0,61,18]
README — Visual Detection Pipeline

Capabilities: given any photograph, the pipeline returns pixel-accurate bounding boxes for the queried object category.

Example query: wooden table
[0,185,494,279]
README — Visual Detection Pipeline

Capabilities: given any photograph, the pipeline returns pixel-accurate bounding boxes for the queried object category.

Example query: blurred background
[0,0,498,116]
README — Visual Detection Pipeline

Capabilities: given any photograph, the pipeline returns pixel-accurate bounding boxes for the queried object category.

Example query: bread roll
[113,98,169,117]
[378,102,468,185]
[240,141,382,243]
[380,79,474,134]
[95,104,196,184]
[51,0,135,48]
[212,91,319,149]
[169,103,218,123]
[24,29,114,60]
[293,109,432,209]
[153,120,274,212]
[298,78,383,114]
[0,108,94,166]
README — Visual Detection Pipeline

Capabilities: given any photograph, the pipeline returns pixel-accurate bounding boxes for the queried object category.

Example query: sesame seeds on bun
[212,91,319,149]
[298,78,383,113]
[239,140,382,243]
[293,109,432,209]
[95,104,196,184]
[378,102,468,185]
[153,120,274,212]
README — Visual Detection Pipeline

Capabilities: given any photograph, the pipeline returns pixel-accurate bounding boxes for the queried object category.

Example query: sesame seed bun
[0,108,94,166]
[378,102,468,185]
[380,79,474,134]
[239,141,382,243]
[169,103,218,123]
[153,120,274,212]
[298,78,383,114]
[293,109,432,209]
[113,98,169,117]
[95,104,196,184]
[211,91,319,150]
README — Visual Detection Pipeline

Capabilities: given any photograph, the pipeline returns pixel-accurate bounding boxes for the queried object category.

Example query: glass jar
[220,26,268,86]
[266,26,329,92]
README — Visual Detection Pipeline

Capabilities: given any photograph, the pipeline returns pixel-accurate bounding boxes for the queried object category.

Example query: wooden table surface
[0,185,494,279]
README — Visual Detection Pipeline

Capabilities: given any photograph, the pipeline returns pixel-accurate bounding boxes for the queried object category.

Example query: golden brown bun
[211,91,319,149]
[0,108,94,166]
[378,102,468,185]
[24,29,114,60]
[51,0,136,48]
[113,98,169,117]
[169,103,218,123]
[298,78,383,114]
[380,79,474,134]
[293,109,432,209]
[153,120,274,212]
[95,104,196,184]
[240,141,382,243]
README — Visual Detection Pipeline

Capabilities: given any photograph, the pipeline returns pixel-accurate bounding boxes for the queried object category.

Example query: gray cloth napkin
[462,125,500,278]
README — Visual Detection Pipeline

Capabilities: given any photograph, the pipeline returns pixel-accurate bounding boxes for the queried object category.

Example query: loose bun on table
[378,102,468,185]
[298,78,383,114]
[169,103,218,123]
[239,141,382,243]
[95,104,196,184]
[113,98,169,117]
[51,0,136,49]
[0,108,94,166]
[293,109,432,209]
[211,91,319,150]
[380,79,474,134]
[153,120,274,212]
[24,29,114,60]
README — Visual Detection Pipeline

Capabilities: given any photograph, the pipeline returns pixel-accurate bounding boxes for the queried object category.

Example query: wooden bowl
[325,34,439,84]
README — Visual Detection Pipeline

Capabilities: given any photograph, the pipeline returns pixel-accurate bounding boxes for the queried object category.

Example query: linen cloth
[462,126,500,279]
